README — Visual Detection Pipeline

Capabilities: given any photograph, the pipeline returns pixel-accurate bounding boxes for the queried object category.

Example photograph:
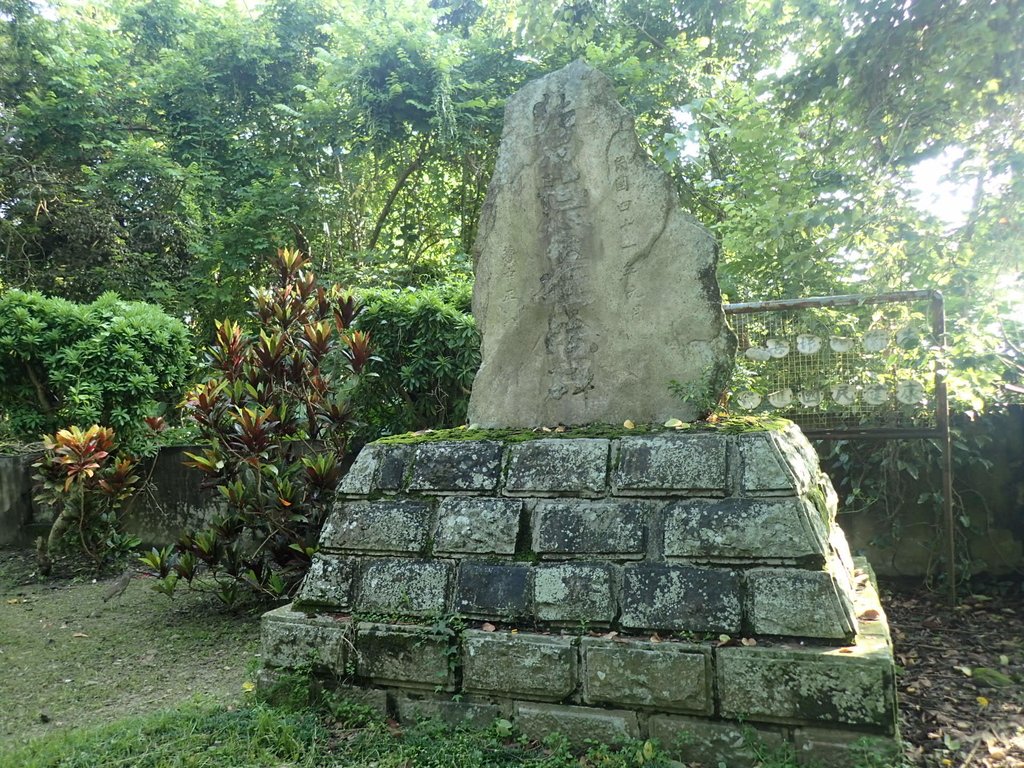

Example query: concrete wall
[0,445,221,547]
[831,406,1024,578]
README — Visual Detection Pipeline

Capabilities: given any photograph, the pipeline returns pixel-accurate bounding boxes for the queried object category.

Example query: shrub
[0,290,192,449]
[32,424,142,575]
[143,248,370,603]
[350,280,479,437]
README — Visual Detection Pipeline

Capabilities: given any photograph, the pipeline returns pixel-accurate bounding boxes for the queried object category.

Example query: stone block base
[260,558,899,764]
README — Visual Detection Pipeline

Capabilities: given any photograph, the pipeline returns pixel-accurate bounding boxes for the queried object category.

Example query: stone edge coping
[338,427,828,499]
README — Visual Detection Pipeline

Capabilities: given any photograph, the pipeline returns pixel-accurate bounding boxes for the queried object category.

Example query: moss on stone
[374,416,792,446]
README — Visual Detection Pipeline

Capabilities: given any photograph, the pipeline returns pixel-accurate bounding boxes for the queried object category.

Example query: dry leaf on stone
[482,622,496,632]
[623,420,635,429]
[72,632,88,638]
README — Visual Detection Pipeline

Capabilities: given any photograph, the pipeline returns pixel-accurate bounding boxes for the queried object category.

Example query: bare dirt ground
[1,545,1021,766]
[886,581,1024,767]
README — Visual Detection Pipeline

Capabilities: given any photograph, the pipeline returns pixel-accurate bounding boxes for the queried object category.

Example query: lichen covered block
[621,563,741,632]
[434,497,522,555]
[504,439,609,495]
[462,630,577,700]
[533,499,649,557]
[613,434,728,495]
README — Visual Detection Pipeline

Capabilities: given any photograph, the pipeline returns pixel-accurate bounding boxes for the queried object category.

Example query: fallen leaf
[5,599,20,605]
[602,630,619,640]
[977,695,990,708]
[740,637,757,647]
[664,418,683,428]
[553,425,566,433]
[649,633,663,643]
[623,420,635,429]
[242,681,256,693]
[482,622,496,632]
[838,647,854,654]
[541,426,552,432]
[859,609,880,621]
[72,632,89,638]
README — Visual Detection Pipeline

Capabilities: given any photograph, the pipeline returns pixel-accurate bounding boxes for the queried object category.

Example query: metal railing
[724,290,956,601]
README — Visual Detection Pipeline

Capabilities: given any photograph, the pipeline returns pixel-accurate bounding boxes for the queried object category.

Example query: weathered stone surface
[581,638,712,714]
[534,563,616,624]
[321,500,433,554]
[612,435,728,495]
[462,631,577,700]
[377,444,413,490]
[793,726,901,767]
[295,553,357,609]
[504,439,609,495]
[408,441,503,492]
[314,682,389,716]
[737,431,814,495]
[648,715,787,768]
[662,497,828,562]
[717,637,898,731]
[467,60,734,428]
[394,693,510,729]
[621,563,741,632]
[533,499,648,557]
[514,703,640,744]
[434,497,522,555]
[261,604,350,673]
[455,562,532,618]
[355,622,454,691]
[356,559,451,616]
[746,563,858,640]
[336,444,381,496]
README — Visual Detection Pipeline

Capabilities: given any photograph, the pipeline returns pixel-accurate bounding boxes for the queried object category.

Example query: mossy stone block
[504,438,609,495]
[612,434,728,495]
[462,630,577,700]
[356,559,451,616]
[408,441,503,492]
[322,500,433,554]
[581,637,712,714]
[434,497,522,555]
[455,562,532,618]
[648,714,788,768]
[534,563,616,624]
[716,637,898,732]
[533,499,649,557]
[260,604,351,674]
[295,553,357,609]
[663,497,828,562]
[514,702,640,744]
[355,622,454,691]
[621,563,741,633]
[746,563,858,640]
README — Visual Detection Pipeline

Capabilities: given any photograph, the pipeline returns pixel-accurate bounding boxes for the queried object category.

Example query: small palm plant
[33,425,141,575]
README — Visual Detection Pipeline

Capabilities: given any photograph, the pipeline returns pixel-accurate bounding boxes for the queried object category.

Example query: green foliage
[0,289,192,448]
[32,424,142,575]
[350,282,479,436]
[149,248,368,603]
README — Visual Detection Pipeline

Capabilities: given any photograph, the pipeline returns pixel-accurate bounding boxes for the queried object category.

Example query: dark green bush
[0,290,192,447]
[350,281,479,437]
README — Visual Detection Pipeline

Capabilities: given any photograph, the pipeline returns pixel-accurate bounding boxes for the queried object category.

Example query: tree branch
[367,142,431,251]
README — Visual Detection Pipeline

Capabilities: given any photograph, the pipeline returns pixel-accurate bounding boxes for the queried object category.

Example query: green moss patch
[375,415,793,446]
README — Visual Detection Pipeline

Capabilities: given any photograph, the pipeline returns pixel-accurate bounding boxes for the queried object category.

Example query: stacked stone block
[261,425,900,766]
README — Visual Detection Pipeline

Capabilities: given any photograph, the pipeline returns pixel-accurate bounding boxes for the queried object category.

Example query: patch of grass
[0,552,261,748]
[0,699,696,768]
[0,701,326,768]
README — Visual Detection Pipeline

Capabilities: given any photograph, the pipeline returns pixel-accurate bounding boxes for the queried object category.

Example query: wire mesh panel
[724,291,945,435]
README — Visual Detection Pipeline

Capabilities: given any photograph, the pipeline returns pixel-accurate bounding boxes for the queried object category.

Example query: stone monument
[260,62,899,767]
[469,60,735,427]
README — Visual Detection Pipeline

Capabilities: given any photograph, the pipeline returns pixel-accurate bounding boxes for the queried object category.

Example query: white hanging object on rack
[796,334,822,354]
[766,338,790,358]
[831,384,857,406]
[798,389,823,407]
[829,336,855,353]
[896,379,926,405]
[862,329,889,353]
[744,346,771,361]
[864,384,889,405]
[768,387,793,408]
[735,390,762,410]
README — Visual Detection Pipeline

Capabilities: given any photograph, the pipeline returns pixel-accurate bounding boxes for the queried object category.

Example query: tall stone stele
[468,60,735,427]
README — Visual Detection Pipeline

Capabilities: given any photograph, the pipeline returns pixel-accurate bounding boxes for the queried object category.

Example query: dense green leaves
[0,290,192,444]
[0,0,1021,410]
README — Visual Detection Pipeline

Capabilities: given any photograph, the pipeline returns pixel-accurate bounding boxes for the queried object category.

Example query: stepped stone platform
[260,423,900,767]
